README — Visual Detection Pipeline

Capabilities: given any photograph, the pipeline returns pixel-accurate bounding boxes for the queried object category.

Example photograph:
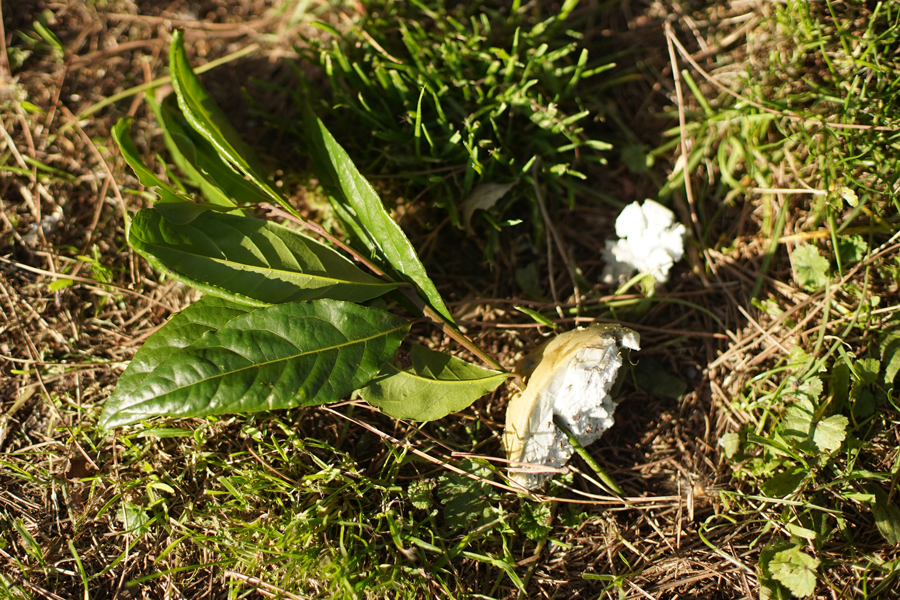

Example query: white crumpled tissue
[504,324,640,489]
[601,200,686,284]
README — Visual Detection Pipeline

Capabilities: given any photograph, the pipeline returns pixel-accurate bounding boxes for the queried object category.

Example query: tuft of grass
[667,1,900,597]
[103,412,529,599]
[289,0,621,259]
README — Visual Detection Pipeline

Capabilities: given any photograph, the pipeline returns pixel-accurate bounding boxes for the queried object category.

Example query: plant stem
[553,415,624,496]
[262,203,517,381]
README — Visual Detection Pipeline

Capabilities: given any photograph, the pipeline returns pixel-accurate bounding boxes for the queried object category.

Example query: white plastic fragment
[601,199,686,284]
[503,324,640,490]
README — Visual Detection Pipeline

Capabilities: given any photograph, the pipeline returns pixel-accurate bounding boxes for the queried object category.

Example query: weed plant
[668,1,900,597]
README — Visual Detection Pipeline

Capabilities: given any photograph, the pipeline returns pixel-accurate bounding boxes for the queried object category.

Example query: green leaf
[560,505,588,528]
[359,345,508,421]
[759,544,795,600]
[127,205,397,306]
[839,185,859,207]
[112,117,186,202]
[407,479,435,511]
[852,388,877,419]
[47,278,74,292]
[854,357,880,387]
[870,485,900,545]
[812,414,847,453]
[787,345,810,367]
[100,296,252,429]
[719,432,741,460]
[116,501,151,535]
[831,362,850,414]
[168,31,288,211]
[157,93,272,207]
[302,105,454,322]
[792,245,829,292]
[517,501,553,541]
[837,235,868,265]
[781,399,814,444]
[769,546,819,598]
[437,459,499,531]
[880,333,900,384]
[147,94,241,208]
[785,523,817,541]
[762,468,806,497]
[797,376,823,402]
[100,299,409,428]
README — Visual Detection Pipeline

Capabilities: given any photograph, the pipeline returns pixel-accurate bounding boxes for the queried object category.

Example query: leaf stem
[553,414,624,496]
[262,203,517,381]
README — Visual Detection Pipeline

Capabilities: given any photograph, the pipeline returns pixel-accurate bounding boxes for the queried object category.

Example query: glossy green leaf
[112,117,187,203]
[128,204,397,306]
[100,299,409,428]
[169,31,289,211]
[359,345,508,421]
[150,93,273,208]
[302,104,454,322]
[100,295,253,429]
[146,94,234,208]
